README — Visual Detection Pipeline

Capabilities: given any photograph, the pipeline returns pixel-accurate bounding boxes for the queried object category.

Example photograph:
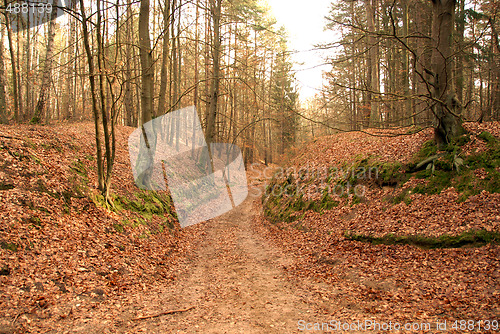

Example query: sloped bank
[255,122,500,323]
[0,123,202,333]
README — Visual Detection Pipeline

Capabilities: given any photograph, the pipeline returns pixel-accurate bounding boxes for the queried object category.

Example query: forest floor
[30,184,340,334]
[1,122,499,333]
[100,185,338,334]
[0,123,337,333]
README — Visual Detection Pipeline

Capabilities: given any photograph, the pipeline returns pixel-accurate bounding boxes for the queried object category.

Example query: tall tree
[270,35,298,157]
[205,0,222,145]
[3,3,19,122]
[430,0,465,145]
[158,0,171,117]
[365,0,380,127]
[80,0,105,192]
[134,0,157,189]
[139,0,155,126]
[0,24,6,124]
[32,0,59,124]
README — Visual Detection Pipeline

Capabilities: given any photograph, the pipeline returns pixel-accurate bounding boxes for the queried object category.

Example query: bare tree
[32,0,59,124]
[205,0,222,145]
[139,0,155,125]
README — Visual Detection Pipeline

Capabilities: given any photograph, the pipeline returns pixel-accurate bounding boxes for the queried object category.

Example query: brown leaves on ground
[0,123,202,333]
[255,122,500,326]
[1,121,499,332]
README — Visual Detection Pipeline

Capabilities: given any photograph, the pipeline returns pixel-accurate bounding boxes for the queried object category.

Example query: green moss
[393,189,412,205]
[23,139,37,149]
[344,229,500,249]
[477,131,497,144]
[351,195,362,206]
[347,156,406,187]
[262,173,341,225]
[113,223,124,233]
[413,170,454,195]
[70,159,88,182]
[0,241,18,252]
[36,206,50,214]
[40,141,63,152]
[406,126,423,135]
[139,232,150,239]
[319,192,339,210]
[405,135,500,201]
[30,155,42,165]
[0,182,14,191]
[104,191,178,228]
[434,158,453,171]
[125,191,173,215]
[29,116,40,125]
[416,140,437,159]
[466,145,500,169]
[484,170,500,192]
[452,134,471,147]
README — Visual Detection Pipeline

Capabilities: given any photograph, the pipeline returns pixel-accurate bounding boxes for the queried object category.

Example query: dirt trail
[124,186,331,333]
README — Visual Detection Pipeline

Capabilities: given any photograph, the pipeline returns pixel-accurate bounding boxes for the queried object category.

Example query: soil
[53,184,335,333]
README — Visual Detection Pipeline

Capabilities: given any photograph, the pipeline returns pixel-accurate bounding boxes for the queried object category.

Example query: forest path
[124,184,330,333]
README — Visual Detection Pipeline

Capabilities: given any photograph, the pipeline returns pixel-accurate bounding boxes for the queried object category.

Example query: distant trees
[316,0,499,137]
[0,0,301,194]
[270,35,298,156]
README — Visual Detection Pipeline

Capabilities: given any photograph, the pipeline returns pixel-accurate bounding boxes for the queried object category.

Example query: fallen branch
[0,134,23,141]
[132,306,194,321]
[12,312,21,325]
[415,153,447,170]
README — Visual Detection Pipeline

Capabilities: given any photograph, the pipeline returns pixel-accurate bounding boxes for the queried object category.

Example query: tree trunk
[455,0,465,104]
[32,0,59,124]
[158,0,171,117]
[489,18,500,120]
[4,7,19,122]
[139,0,154,126]
[80,0,104,191]
[402,0,412,125]
[206,0,221,145]
[124,0,135,126]
[365,0,379,128]
[0,24,6,124]
[430,0,465,146]
[136,0,156,189]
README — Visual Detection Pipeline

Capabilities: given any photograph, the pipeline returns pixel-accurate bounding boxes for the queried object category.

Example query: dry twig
[132,306,194,321]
